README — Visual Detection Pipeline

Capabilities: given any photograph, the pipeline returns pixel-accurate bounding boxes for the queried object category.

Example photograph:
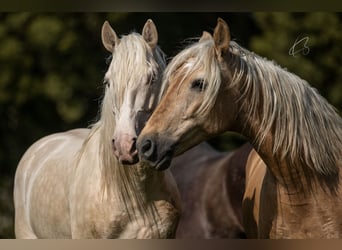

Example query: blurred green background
[0,13,341,238]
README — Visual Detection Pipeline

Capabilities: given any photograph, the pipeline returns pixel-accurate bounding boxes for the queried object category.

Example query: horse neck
[229,52,342,196]
[239,105,341,203]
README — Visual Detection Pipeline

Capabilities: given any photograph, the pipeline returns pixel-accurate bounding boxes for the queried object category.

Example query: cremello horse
[137,18,342,238]
[14,19,180,239]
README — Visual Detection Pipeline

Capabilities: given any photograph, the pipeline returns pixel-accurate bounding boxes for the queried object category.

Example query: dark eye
[103,78,110,87]
[148,73,157,85]
[191,79,207,91]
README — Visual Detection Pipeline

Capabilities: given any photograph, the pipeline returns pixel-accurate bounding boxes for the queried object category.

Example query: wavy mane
[166,39,342,180]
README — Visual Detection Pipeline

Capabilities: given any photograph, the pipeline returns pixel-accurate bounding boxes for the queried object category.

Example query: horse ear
[101,21,119,53]
[199,31,213,42]
[142,19,158,49]
[213,18,231,58]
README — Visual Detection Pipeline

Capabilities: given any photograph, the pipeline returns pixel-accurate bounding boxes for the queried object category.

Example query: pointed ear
[213,18,230,58]
[101,21,119,53]
[199,31,213,42]
[142,19,158,49]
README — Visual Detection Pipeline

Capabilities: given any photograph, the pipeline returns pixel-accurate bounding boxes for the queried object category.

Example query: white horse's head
[101,19,166,164]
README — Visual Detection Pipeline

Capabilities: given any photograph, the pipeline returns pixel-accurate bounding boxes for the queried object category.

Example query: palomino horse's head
[101,19,166,165]
[137,18,238,170]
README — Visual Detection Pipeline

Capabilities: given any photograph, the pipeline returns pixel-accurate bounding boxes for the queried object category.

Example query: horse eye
[191,79,207,91]
[148,73,157,85]
[103,79,110,87]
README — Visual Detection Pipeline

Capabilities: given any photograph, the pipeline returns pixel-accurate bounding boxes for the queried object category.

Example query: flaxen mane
[165,38,342,187]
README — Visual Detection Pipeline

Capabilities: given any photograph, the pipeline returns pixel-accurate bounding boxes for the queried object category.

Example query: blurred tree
[250,12,342,112]
[0,13,133,177]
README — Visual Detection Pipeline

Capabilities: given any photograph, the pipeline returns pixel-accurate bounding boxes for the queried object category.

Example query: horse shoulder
[14,128,90,238]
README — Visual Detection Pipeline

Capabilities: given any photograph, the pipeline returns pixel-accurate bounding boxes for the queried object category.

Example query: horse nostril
[140,138,155,160]
[130,138,137,154]
[112,139,116,151]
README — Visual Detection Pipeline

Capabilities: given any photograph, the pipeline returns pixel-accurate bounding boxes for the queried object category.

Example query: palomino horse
[14,19,180,238]
[170,142,251,238]
[137,18,342,238]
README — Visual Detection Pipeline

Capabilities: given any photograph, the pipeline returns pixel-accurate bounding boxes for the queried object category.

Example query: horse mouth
[116,150,139,165]
[144,147,174,171]
[119,154,139,165]
[154,154,173,171]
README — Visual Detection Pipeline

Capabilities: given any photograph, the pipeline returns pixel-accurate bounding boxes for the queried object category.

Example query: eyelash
[104,79,110,87]
[149,74,157,84]
[191,79,207,91]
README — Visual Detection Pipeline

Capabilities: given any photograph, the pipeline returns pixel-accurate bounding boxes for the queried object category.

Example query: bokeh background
[0,12,341,238]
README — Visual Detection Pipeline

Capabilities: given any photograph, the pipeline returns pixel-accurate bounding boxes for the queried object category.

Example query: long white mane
[79,32,167,223]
